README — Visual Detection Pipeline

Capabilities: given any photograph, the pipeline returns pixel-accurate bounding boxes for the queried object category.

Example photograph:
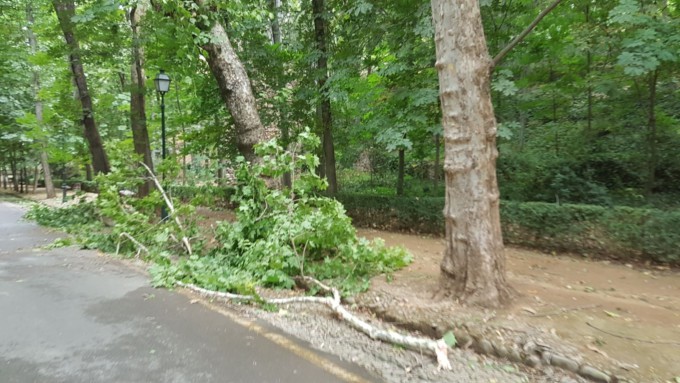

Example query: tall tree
[26,2,56,198]
[52,0,110,174]
[431,0,513,307]
[312,0,337,194]
[129,2,153,196]
[149,0,266,162]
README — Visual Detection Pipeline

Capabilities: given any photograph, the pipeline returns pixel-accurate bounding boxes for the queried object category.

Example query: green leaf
[442,331,457,348]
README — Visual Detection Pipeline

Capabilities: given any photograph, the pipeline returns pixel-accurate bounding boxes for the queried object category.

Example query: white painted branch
[176,278,452,370]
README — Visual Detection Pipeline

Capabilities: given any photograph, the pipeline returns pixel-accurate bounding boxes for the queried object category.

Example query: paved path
[0,199,378,383]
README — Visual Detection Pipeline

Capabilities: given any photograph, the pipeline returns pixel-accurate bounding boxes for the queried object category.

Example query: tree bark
[397,148,405,196]
[129,3,154,197]
[313,0,337,195]
[431,0,513,307]
[198,18,264,162]
[26,4,56,198]
[53,0,110,175]
[33,165,39,193]
[269,0,281,44]
[433,133,440,195]
[270,0,291,189]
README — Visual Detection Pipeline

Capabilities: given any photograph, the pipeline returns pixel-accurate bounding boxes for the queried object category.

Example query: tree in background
[26,2,56,198]
[128,1,153,197]
[53,0,110,175]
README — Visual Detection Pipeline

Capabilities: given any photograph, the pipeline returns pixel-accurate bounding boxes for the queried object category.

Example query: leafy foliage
[153,131,411,295]
[339,193,680,265]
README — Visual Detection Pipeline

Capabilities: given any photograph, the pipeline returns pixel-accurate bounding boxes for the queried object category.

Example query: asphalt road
[0,198,378,383]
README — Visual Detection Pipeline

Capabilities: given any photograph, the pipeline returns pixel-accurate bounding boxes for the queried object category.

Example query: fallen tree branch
[139,161,192,255]
[115,232,149,259]
[177,277,453,370]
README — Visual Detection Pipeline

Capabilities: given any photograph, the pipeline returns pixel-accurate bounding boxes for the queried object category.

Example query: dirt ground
[357,229,680,383]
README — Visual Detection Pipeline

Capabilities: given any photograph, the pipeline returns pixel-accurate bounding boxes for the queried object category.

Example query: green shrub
[338,193,680,264]
[169,184,235,207]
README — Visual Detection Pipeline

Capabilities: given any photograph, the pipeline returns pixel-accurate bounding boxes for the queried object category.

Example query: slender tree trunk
[172,82,188,185]
[645,70,659,198]
[584,4,593,135]
[396,148,405,196]
[11,156,19,192]
[53,0,110,175]
[21,164,27,193]
[85,163,93,181]
[26,3,56,198]
[129,3,154,197]
[433,133,440,195]
[269,0,281,44]
[33,165,39,193]
[313,0,337,195]
[431,0,513,307]
[270,0,292,189]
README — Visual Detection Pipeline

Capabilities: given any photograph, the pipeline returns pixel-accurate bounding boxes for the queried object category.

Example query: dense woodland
[1,0,679,307]
[1,0,678,204]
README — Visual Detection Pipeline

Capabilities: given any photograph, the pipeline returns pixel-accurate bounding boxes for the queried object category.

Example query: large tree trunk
[313,0,337,195]
[129,3,154,197]
[27,4,56,199]
[197,19,263,162]
[431,0,513,307]
[53,0,110,175]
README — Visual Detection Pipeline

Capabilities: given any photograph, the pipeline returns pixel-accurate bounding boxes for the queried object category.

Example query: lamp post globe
[154,69,171,94]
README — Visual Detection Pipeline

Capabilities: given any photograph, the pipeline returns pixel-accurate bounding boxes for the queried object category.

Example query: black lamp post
[154,69,171,220]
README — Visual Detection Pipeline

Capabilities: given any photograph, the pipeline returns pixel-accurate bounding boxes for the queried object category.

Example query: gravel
[229,300,588,383]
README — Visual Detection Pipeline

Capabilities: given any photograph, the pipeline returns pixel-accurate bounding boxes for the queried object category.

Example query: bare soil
[357,229,680,383]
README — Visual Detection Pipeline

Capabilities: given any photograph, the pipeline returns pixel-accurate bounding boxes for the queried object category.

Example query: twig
[290,238,308,276]
[115,232,149,259]
[586,322,680,346]
[177,277,453,370]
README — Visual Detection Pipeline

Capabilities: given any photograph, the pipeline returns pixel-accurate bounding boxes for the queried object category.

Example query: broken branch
[177,277,453,370]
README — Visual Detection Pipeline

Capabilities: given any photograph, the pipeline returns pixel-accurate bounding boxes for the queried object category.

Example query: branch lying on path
[115,232,149,259]
[586,322,680,346]
[139,162,192,255]
[177,277,453,371]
